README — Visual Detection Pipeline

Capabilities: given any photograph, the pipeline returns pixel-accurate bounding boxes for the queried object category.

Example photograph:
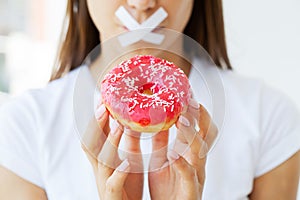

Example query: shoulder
[219,69,299,112]
[6,66,81,104]
[0,67,85,189]
[220,69,300,174]
[222,69,300,133]
[223,69,298,110]
[0,66,84,128]
[38,66,83,99]
[220,69,264,97]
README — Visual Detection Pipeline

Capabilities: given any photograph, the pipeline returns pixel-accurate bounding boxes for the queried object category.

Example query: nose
[127,0,156,11]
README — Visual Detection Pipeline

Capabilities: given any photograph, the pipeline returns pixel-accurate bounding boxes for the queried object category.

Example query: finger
[167,150,198,183]
[82,104,109,167]
[98,120,123,169]
[176,114,208,184]
[174,113,192,158]
[173,99,199,155]
[123,129,142,153]
[149,130,169,171]
[121,129,144,199]
[96,120,124,194]
[177,140,206,185]
[176,114,199,153]
[168,150,206,193]
[199,105,218,149]
[122,129,143,171]
[177,126,208,158]
[105,159,130,200]
[186,99,218,147]
[178,98,200,133]
[176,110,195,140]
[173,128,189,159]
[179,103,217,154]
[177,102,212,186]
[187,98,200,121]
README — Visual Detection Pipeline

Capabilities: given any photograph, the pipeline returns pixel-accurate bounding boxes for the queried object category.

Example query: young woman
[0,0,299,199]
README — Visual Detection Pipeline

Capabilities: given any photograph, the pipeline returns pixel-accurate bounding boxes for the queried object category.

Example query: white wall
[223,0,300,198]
[2,0,67,95]
[223,0,300,109]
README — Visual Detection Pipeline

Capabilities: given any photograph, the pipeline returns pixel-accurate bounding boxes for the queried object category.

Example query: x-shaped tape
[115,6,168,47]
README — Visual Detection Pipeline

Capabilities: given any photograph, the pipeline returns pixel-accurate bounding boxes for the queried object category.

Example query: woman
[0,0,299,199]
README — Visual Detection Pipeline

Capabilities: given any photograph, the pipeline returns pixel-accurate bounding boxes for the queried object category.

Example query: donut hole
[138,83,159,96]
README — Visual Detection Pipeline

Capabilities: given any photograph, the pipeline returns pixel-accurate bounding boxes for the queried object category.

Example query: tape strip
[115,6,168,46]
[115,6,140,30]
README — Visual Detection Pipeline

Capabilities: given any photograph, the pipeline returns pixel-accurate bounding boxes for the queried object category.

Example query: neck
[89,37,191,83]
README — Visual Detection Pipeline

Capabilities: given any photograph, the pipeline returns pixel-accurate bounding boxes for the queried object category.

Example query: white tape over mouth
[115,6,168,47]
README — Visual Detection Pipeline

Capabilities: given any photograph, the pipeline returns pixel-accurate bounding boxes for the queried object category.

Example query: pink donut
[101,55,191,133]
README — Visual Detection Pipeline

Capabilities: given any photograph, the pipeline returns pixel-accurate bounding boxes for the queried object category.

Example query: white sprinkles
[101,55,191,112]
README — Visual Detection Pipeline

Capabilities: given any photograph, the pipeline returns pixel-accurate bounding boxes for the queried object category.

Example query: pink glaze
[101,55,191,130]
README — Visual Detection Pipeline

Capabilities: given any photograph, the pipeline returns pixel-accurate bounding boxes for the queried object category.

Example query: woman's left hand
[148,99,218,200]
[148,132,206,200]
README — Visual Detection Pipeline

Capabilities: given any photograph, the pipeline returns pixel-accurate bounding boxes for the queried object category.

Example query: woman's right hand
[81,104,144,200]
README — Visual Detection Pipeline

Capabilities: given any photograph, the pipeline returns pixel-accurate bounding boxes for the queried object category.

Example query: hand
[148,131,205,200]
[81,104,144,200]
[148,99,218,200]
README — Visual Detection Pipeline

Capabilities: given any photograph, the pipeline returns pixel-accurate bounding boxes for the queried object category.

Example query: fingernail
[167,150,179,160]
[189,99,200,109]
[95,104,106,119]
[111,120,121,135]
[117,159,130,171]
[179,115,190,127]
[161,161,169,170]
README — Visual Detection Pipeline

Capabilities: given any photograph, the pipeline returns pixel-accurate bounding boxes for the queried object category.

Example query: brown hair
[50,0,232,81]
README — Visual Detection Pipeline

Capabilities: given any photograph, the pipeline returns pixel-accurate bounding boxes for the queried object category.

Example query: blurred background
[224,0,300,110]
[0,0,66,94]
[0,0,299,198]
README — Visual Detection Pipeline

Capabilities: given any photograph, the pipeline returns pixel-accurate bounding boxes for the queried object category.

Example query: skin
[82,106,144,200]
[148,103,210,200]
[0,0,299,199]
[86,0,194,41]
[81,101,212,200]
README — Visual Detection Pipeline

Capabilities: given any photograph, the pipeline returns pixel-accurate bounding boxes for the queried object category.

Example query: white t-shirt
[0,63,299,200]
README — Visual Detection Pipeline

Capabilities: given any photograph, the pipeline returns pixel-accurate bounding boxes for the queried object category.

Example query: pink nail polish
[167,150,179,160]
[179,115,190,127]
[95,104,106,119]
[189,99,200,109]
[161,161,169,169]
[117,159,130,171]
[111,120,121,135]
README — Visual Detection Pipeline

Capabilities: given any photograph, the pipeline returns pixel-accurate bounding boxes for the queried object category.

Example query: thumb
[167,150,197,184]
[104,159,130,200]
